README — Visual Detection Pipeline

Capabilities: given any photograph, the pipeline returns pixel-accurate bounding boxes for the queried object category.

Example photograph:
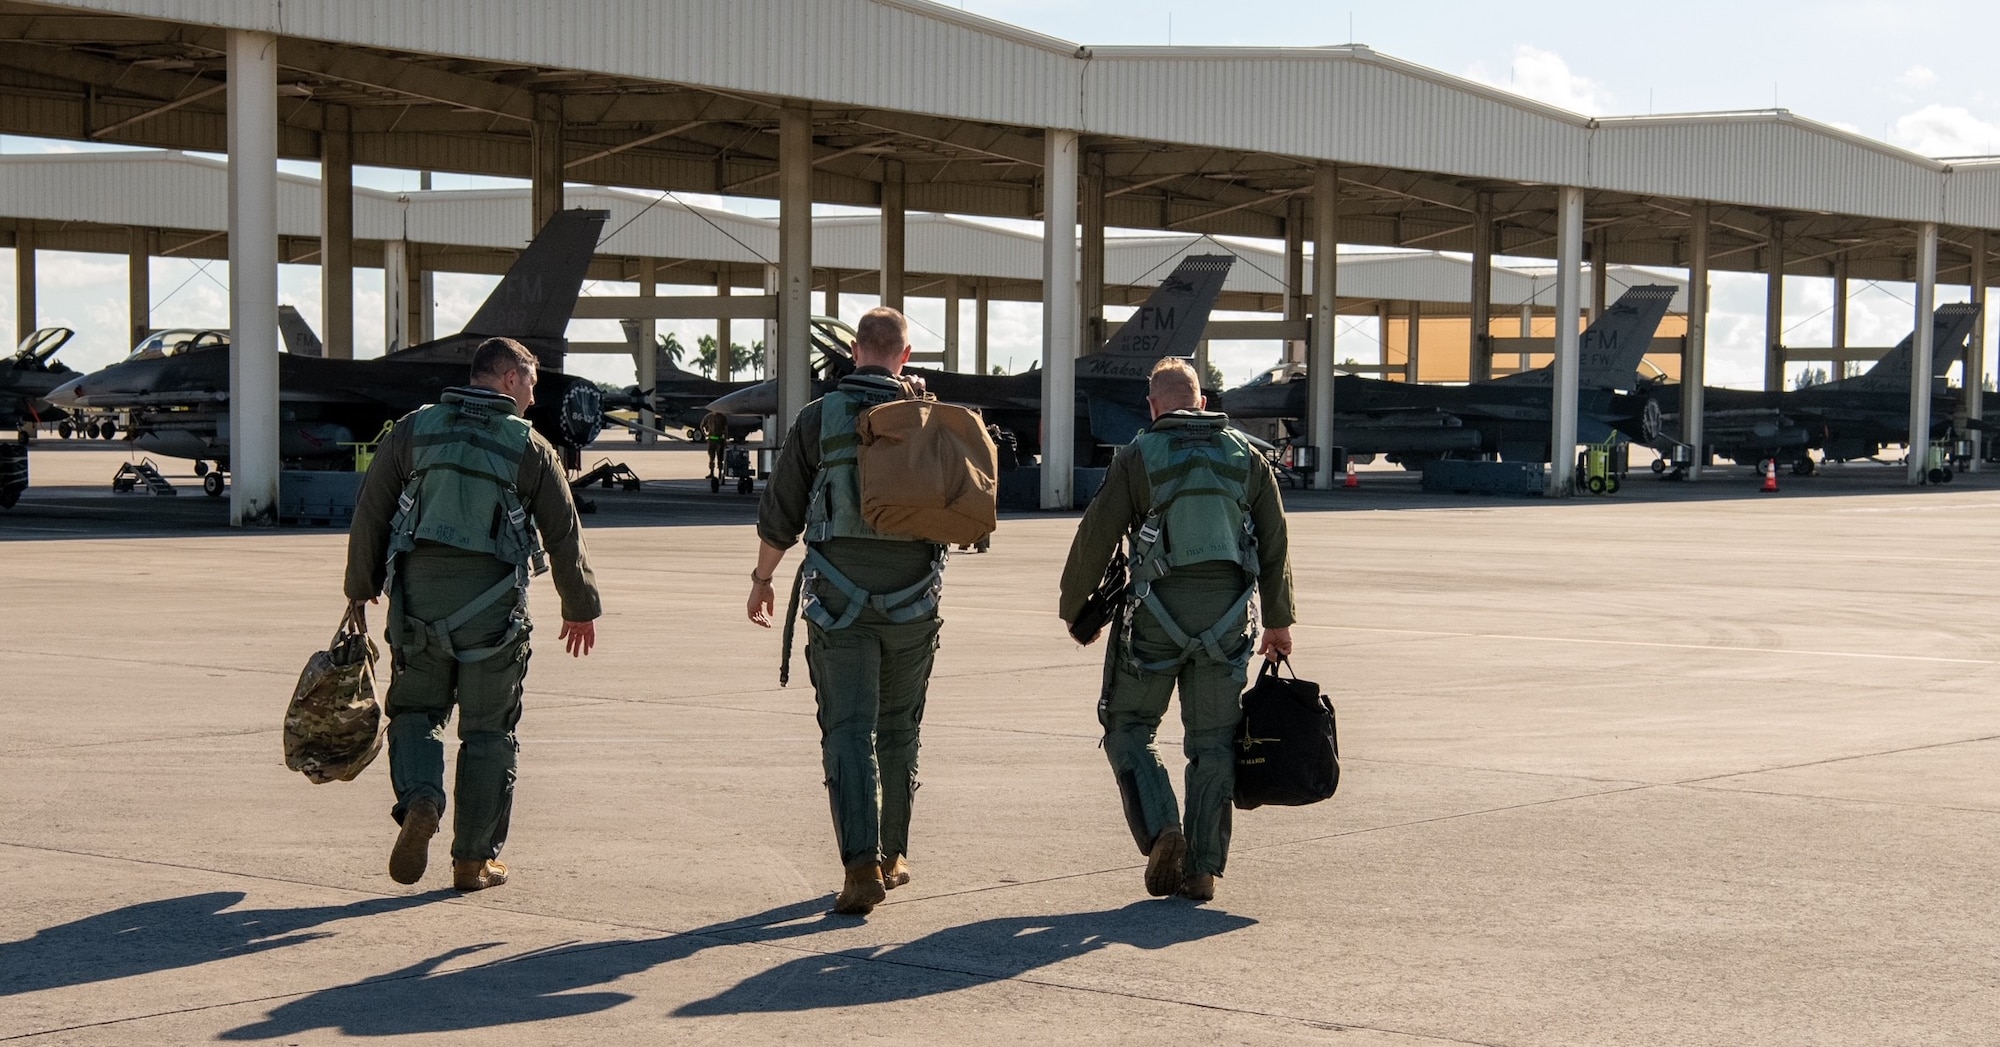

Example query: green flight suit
[345,386,600,862]
[759,368,944,869]
[1059,410,1296,879]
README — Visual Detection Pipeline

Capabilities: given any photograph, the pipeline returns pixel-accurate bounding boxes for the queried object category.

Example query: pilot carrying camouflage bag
[854,397,1000,547]
[282,605,385,784]
[1233,655,1339,810]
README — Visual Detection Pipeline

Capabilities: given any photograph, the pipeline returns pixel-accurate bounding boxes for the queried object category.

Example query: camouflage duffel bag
[283,605,385,784]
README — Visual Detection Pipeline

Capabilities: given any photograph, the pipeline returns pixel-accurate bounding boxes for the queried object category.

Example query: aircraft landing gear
[1791,456,1815,477]
[193,460,210,477]
[57,420,73,439]
[202,471,226,497]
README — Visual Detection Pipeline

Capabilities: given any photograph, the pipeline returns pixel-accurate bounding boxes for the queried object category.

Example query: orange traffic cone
[1343,464,1359,489]
[1760,458,1779,493]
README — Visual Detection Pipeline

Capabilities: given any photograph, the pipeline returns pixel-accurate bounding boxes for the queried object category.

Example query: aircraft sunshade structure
[282,605,385,784]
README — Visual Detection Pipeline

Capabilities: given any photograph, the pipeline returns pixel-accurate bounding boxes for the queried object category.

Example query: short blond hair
[1148,357,1201,410]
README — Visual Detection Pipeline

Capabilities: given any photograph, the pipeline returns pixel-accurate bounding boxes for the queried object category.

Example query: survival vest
[383,387,548,664]
[1122,414,1262,671]
[779,373,946,684]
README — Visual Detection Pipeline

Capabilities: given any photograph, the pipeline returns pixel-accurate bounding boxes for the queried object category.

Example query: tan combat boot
[453,859,509,892]
[1179,872,1216,902]
[882,854,911,890]
[388,796,443,885]
[1144,827,1187,898]
[833,858,887,915]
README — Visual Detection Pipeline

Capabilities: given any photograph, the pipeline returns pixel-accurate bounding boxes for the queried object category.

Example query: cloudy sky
[6,0,1995,391]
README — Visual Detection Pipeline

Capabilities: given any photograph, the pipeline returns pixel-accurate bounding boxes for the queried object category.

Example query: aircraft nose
[45,374,86,408]
[705,384,772,416]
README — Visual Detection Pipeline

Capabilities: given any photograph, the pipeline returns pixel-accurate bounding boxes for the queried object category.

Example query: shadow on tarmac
[674,901,1256,1016]
[212,898,1252,1038]
[0,890,444,998]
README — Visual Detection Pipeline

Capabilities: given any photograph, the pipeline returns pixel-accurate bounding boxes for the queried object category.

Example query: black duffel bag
[1233,655,1339,810]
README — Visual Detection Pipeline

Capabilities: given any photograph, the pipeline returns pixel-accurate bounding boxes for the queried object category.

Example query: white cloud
[1464,46,1613,116]
[1897,65,1938,89]
[1890,104,2000,157]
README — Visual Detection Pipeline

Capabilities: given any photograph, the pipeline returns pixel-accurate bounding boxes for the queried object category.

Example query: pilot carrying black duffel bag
[1233,655,1339,810]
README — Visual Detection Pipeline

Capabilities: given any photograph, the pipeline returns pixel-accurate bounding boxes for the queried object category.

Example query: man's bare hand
[748,578,776,627]
[348,597,377,631]
[559,620,596,657]
[1258,626,1293,660]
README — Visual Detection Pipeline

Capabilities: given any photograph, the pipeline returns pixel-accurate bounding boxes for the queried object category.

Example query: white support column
[879,160,905,312]
[405,244,425,349]
[776,106,814,436]
[1908,222,1939,486]
[127,226,150,349]
[823,268,841,324]
[975,280,990,374]
[1831,253,1850,377]
[1040,127,1080,510]
[381,239,410,353]
[1404,300,1421,383]
[944,274,962,371]
[1548,186,1585,497]
[1765,219,1786,392]
[763,264,779,378]
[715,269,732,381]
[1968,233,1987,471]
[637,259,657,446]
[531,93,564,237]
[1080,151,1105,352]
[1469,193,1493,382]
[13,226,33,343]
[1375,300,1392,374]
[416,171,435,344]
[1684,204,1711,481]
[1518,301,1534,373]
[1285,198,1306,364]
[319,105,353,358]
[1308,164,1339,488]
[1589,225,1608,323]
[226,28,280,525]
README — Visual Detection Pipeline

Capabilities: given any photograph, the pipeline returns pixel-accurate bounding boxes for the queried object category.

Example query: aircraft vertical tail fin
[462,208,610,341]
[1091,254,1235,360]
[1832,302,1981,391]
[278,305,323,357]
[1487,284,1677,390]
[1576,285,1678,390]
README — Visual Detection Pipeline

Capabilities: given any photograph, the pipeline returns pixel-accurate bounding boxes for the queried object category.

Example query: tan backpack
[854,397,1000,546]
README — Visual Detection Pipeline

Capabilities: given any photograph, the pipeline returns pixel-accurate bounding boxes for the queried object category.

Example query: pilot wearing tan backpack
[748,306,997,916]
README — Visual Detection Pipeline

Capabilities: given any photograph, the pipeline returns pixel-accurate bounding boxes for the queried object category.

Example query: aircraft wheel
[1606,476,1622,495]
[709,475,721,493]
[1586,475,1607,494]
[1650,459,1666,475]
[738,476,753,495]
[193,460,209,477]
[1940,467,1955,484]
[1927,467,1947,486]
[203,472,225,497]
[99,419,117,439]
[1792,457,1814,477]
[57,420,73,439]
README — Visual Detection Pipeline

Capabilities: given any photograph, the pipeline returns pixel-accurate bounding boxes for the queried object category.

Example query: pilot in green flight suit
[345,337,600,893]
[1060,357,1296,903]
[748,306,945,917]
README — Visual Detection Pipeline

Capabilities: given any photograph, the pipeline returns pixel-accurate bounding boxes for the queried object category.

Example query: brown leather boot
[388,797,442,885]
[882,854,911,890]
[833,858,886,915]
[453,858,509,892]
[1144,827,1187,898]
[1178,872,1216,902]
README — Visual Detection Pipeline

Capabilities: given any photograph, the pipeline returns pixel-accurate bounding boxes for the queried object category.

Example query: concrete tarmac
[3,442,1997,1044]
